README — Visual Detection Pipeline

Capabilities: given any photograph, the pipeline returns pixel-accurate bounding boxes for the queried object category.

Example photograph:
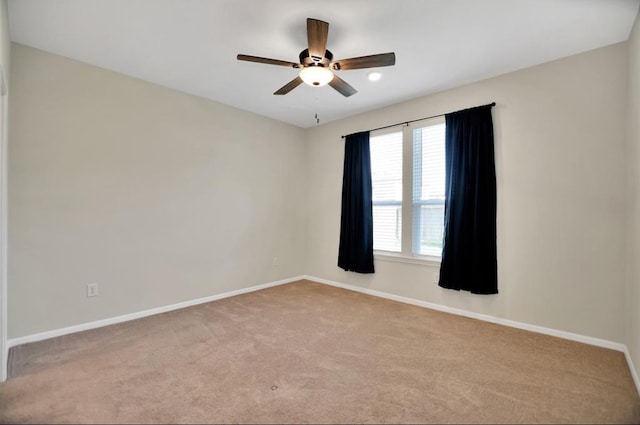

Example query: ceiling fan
[237,18,396,97]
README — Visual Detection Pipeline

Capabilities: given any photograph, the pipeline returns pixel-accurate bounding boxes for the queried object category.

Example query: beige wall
[627,11,640,381]
[7,35,634,356]
[0,0,8,85]
[306,42,629,343]
[8,43,307,338]
[0,0,9,381]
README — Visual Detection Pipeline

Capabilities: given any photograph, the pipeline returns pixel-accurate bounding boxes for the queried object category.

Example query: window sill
[374,252,441,266]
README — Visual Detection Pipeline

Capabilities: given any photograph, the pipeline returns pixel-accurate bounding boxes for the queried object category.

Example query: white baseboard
[6,273,640,398]
[623,345,640,398]
[7,276,304,348]
[303,275,624,350]
[1,341,6,383]
[302,274,640,397]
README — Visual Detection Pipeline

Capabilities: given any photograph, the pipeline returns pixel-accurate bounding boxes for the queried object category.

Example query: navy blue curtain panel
[439,105,497,294]
[338,131,375,274]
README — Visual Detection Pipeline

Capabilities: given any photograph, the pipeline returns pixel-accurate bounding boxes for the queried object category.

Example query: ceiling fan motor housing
[299,48,333,67]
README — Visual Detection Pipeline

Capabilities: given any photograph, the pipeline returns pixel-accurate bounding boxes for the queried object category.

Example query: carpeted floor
[1,280,639,424]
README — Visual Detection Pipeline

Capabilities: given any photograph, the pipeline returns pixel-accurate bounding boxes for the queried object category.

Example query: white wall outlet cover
[87,283,99,297]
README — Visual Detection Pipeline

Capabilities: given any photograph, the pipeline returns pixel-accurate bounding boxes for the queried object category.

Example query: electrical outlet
[87,283,99,297]
[272,257,280,267]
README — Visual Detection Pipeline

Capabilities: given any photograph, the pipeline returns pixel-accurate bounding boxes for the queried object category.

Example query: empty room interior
[1,0,640,423]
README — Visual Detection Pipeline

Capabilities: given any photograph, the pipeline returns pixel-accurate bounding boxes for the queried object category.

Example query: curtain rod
[340,102,496,139]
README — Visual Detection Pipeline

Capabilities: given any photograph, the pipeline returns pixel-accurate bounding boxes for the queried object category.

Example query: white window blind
[370,131,403,252]
[412,123,446,256]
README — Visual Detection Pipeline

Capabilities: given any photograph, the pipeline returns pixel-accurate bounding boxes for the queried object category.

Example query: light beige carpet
[1,280,639,424]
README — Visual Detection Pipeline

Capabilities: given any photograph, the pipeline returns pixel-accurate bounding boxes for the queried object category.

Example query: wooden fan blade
[307,18,329,62]
[237,54,300,68]
[274,76,304,95]
[329,75,357,97]
[331,52,396,71]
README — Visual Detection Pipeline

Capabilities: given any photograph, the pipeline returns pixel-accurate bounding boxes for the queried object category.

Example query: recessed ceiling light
[368,72,382,82]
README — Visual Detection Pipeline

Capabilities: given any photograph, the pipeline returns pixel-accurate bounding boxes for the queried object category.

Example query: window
[412,123,446,256]
[370,119,446,260]
[370,131,403,252]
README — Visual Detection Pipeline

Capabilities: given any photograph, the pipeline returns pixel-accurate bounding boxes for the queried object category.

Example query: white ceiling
[7,0,640,128]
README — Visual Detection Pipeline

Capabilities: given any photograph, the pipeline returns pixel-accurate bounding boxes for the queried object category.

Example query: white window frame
[372,117,445,266]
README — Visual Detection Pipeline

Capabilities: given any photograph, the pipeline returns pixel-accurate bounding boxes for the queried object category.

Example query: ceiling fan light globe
[299,66,334,87]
